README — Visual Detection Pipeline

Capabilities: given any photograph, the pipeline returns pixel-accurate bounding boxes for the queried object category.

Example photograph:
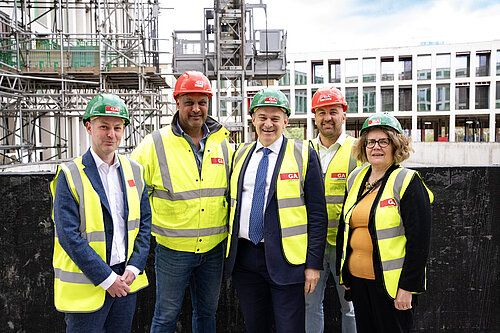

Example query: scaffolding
[172,0,286,143]
[0,0,170,165]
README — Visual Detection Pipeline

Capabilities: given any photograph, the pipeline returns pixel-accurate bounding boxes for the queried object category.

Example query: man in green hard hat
[50,93,152,332]
[225,87,328,332]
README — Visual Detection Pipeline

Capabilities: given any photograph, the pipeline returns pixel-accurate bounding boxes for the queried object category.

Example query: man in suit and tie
[50,93,152,332]
[225,87,328,333]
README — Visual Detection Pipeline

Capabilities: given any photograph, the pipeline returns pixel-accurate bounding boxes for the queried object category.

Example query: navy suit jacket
[225,137,327,285]
[53,148,152,286]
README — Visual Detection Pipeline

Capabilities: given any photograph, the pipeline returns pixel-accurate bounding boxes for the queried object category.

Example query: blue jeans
[150,242,224,333]
[65,263,137,333]
[305,243,357,333]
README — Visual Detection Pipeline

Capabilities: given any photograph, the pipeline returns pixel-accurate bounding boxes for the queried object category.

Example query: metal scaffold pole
[0,0,170,165]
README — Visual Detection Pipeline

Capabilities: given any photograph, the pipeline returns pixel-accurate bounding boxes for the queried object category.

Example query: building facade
[243,40,500,143]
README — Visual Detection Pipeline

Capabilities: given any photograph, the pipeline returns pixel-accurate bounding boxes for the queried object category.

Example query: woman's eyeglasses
[365,138,391,148]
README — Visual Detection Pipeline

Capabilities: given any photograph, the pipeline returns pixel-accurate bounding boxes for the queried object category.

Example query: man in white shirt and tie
[225,87,328,333]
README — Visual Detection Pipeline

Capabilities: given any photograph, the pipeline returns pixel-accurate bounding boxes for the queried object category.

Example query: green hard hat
[249,88,291,116]
[83,93,130,126]
[361,112,403,135]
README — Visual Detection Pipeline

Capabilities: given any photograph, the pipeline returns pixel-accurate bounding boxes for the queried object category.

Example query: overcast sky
[158,0,500,55]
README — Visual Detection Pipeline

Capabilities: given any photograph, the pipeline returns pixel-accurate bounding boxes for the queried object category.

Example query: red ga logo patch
[127,179,136,187]
[105,106,120,113]
[280,172,299,180]
[380,198,397,207]
[331,172,346,180]
[211,157,224,165]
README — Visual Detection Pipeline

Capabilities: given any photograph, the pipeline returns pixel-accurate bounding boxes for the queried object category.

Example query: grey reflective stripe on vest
[152,130,173,192]
[348,153,357,174]
[153,187,226,201]
[151,224,228,238]
[129,159,144,203]
[221,141,230,187]
[381,257,405,271]
[54,268,92,284]
[128,219,140,232]
[325,195,344,204]
[375,168,411,241]
[347,167,363,193]
[277,197,305,209]
[234,143,253,168]
[82,230,106,242]
[292,140,305,197]
[328,219,339,229]
[64,161,87,236]
[230,197,236,208]
[281,224,307,238]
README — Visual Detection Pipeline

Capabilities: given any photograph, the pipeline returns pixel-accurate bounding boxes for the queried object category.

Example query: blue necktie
[248,147,271,245]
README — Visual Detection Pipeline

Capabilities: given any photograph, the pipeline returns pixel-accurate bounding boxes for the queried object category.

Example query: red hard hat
[311,87,348,113]
[173,71,213,100]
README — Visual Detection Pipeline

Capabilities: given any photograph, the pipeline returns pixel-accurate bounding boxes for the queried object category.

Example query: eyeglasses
[365,138,391,148]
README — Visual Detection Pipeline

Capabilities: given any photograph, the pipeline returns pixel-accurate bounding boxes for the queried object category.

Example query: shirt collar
[316,132,347,150]
[90,147,120,170]
[256,134,283,155]
[176,119,210,139]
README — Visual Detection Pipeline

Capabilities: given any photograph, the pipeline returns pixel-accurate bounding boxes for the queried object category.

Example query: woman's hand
[394,288,412,311]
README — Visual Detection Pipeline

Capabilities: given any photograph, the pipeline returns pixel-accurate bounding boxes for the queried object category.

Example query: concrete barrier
[1,166,499,332]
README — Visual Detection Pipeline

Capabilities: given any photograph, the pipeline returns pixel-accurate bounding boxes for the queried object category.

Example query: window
[328,60,341,83]
[455,85,470,110]
[475,84,489,109]
[312,61,324,84]
[363,87,376,113]
[497,82,500,108]
[456,53,470,77]
[436,54,450,79]
[363,58,376,82]
[278,69,290,86]
[417,85,431,111]
[399,87,412,111]
[381,87,394,111]
[294,61,307,85]
[436,84,450,111]
[417,55,431,80]
[295,89,307,114]
[345,59,358,83]
[381,57,394,81]
[398,56,412,80]
[345,87,358,113]
[497,50,500,76]
[476,52,490,77]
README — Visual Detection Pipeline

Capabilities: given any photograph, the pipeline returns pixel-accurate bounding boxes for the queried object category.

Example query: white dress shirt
[238,135,283,242]
[314,132,347,177]
[90,148,139,290]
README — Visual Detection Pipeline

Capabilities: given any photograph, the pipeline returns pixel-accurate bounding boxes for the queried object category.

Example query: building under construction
[0,0,168,165]
[0,0,287,166]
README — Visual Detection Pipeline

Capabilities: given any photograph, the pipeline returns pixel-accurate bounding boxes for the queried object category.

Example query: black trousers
[232,239,305,333]
[350,275,416,333]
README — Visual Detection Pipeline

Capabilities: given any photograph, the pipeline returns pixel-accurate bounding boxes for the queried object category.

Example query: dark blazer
[53,148,152,286]
[225,137,327,285]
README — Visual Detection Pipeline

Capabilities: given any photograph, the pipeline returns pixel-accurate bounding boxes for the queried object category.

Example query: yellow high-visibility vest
[50,155,148,313]
[314,136,359,245]
[131,125,231,253]
[339,164,434,299]
[227,139,310,265]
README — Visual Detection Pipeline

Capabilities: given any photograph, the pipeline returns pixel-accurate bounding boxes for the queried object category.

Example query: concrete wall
[407,142,500,166]
[1,167,499,332]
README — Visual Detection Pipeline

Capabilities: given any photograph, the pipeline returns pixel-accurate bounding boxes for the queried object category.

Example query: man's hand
[394,288,412,311]
[304,268,320,294]
[120,269,136,286]
[107,276,131,297]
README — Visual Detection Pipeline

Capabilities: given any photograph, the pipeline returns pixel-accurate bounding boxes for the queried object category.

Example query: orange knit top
[348,189,377,280]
